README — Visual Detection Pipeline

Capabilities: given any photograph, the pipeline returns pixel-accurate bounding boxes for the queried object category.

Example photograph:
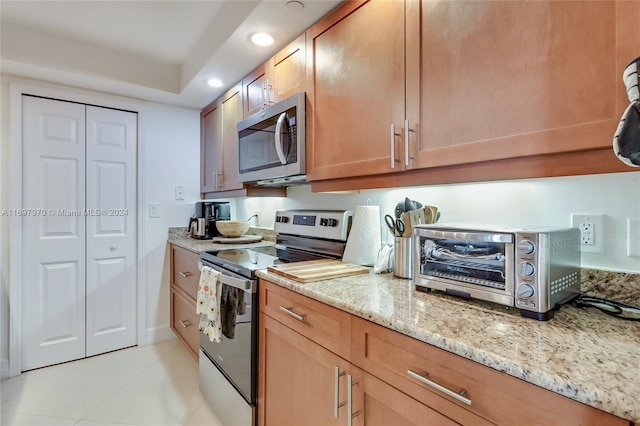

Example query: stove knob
[320,218,328,226]
[517,284,535,298]
[275,216,281,223]
[518,240,535,254]
[518,262,535,276]
[281,216,289,223]
[328,219,337,227]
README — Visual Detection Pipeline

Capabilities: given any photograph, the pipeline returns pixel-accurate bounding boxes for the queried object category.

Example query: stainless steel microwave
[413,224,581,320]
[237,92,306,186]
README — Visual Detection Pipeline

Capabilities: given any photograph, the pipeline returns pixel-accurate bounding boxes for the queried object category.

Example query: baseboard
[1,359,9,380]
[145,325,177,345]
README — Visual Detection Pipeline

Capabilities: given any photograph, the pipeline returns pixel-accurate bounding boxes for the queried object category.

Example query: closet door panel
[22,96,87,371]
[85,106,138,357]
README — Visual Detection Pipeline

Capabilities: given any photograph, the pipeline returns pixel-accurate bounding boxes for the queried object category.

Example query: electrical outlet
[175,186,184,201]
[579,222,594,245]
[571,214,604,253]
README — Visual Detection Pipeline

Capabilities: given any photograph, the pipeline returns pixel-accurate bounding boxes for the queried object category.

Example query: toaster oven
[413,224,581,320]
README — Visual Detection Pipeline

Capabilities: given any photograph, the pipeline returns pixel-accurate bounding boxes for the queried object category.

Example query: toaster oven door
[414,229,515,306]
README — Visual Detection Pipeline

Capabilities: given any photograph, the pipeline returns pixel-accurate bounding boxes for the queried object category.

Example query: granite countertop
[256,269,640,422]
[168,227,276,253]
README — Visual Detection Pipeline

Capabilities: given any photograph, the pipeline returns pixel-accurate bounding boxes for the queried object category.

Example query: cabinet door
[200,101,221,193]
[306,0,406,181]
[242,65,268,118]
[219,84,244,191]
[407,0,633,170]
[349,366,460,426]
[259,314,350,426]
[271,34,306,102]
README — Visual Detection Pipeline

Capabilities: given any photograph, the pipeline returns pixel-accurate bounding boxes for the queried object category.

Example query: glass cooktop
[200,248,279,278]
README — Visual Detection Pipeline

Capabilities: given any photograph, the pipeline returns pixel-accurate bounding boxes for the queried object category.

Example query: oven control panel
[274,209,353,241]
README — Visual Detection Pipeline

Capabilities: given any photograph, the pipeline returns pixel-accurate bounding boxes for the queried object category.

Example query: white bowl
[215,220,250,237]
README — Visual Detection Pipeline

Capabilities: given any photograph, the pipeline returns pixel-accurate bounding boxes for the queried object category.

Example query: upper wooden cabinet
[200,84,243,195]
[242,34,307,118]
[219,84,244,192]
[408,0,631,170]
[200,100,221,194]
[306,0,639,183]
[306,0,406,181]
[271,34,307,102]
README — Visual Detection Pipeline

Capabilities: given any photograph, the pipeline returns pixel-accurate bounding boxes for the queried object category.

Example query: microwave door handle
[274,112,288,165]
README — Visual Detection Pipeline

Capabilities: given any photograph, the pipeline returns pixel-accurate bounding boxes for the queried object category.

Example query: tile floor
[1,340,224,426]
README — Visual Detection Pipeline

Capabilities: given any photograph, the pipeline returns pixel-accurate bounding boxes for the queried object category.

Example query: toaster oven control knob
[517,240,536,254]
[518,261,535,276]
[517,284,535,298]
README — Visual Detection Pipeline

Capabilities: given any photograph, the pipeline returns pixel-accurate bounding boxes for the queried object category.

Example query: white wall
[0,75,202,371]
[137,102,201,343]
[236,172,640,273]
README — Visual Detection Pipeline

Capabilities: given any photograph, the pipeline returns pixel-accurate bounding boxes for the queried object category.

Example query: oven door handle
[198,260,257,293]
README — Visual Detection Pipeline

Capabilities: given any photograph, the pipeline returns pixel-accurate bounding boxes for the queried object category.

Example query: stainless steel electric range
[197,209,353,426]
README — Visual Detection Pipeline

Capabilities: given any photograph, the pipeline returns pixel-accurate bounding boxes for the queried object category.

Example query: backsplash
[581,269,640,304]
[233,172,640,273]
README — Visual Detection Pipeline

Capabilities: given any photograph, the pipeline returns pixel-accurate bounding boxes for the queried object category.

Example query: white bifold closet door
[22,96,137,371]
[85,105,137,357]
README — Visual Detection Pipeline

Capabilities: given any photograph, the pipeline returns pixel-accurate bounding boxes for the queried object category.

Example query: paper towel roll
[342,205,381,266]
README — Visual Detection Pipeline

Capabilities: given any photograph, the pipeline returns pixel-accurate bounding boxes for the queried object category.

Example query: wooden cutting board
[267,259,370,283]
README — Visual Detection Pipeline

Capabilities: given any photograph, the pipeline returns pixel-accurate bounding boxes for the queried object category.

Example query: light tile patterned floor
[1,340,224,426]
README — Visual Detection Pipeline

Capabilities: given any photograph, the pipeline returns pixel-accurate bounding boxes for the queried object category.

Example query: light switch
[627,218,640,257]
[149,202,160,218]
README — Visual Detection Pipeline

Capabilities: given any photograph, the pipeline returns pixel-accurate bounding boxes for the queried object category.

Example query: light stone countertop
[256,269,640,422]
[168,227,275,253]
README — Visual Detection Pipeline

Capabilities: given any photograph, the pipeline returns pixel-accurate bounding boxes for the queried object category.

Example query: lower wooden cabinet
[259,313,349,426]
[258,280,630,426]
[351,316,628,426]
[169,244,200,360]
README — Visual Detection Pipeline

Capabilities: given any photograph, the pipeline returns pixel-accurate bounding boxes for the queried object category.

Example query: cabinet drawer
[171,289,199,359]
[260,280,351,359]
[171,245,200,300]
[352,317,627,426]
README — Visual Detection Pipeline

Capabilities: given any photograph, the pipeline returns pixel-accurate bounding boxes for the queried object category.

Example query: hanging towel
[196,265,222,343]
[220,286,248,339]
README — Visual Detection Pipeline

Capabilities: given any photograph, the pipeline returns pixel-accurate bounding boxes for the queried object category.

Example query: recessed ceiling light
[207,78,223,88]
[285,1,304,13]
[250,32,274,47]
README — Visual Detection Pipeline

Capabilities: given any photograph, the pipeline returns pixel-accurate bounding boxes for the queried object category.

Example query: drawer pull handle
[179,320,191,328]
[407,369,472,406]
[179,271,192,278]
[279,306,305,322]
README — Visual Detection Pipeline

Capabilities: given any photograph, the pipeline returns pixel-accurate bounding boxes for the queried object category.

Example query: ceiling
[0,0,342,109]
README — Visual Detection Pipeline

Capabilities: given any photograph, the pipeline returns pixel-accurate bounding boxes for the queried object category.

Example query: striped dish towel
[196,265,222,343]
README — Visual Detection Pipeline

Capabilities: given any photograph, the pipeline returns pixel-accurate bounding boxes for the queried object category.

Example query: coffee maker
[189,201,231,239]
